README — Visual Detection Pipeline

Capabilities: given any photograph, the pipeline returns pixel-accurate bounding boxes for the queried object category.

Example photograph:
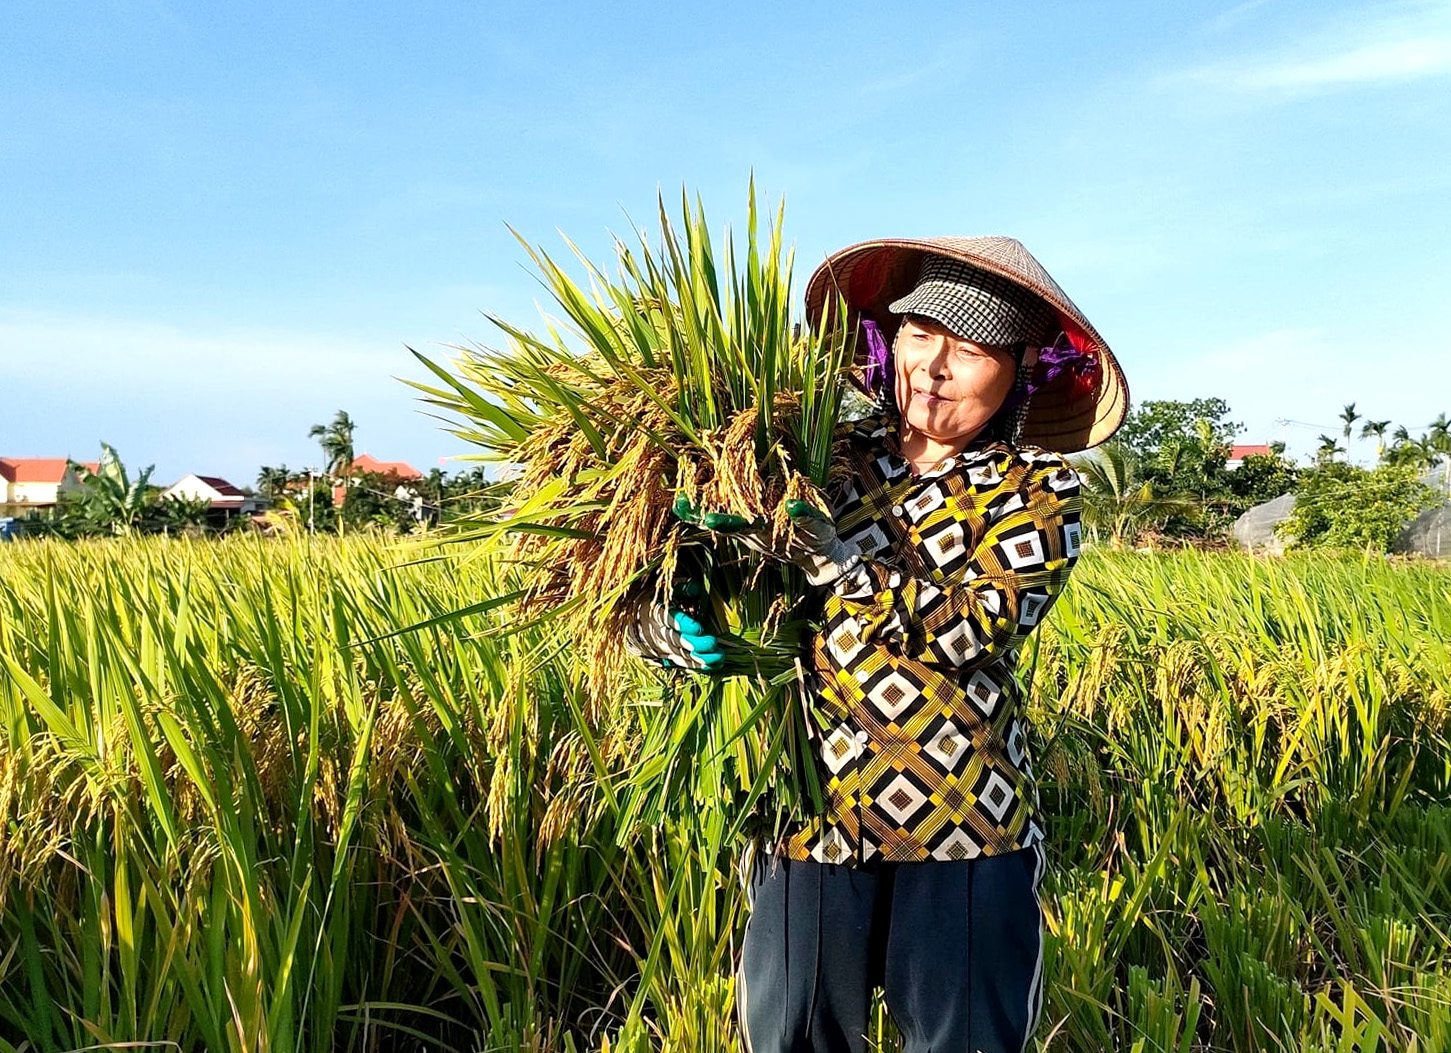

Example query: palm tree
[256,464,295,502]
[1339,403,1361,443]
[1069,442,1197,549]
[1315,434,1344,463]
[1360,419,1391,460]
[1428,413,1450,495]
[309,411,357,479]
[155,493,214,534]
[1384,433,1439,471]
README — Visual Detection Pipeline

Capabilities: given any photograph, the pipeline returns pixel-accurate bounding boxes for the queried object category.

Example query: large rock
[1232,493,1296,553]
[1394,503,1451,559]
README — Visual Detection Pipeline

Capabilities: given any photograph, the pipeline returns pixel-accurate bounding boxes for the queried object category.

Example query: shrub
[1283,461,1439,551]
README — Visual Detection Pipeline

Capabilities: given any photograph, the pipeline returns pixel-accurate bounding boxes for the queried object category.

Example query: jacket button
[892,504,905,516]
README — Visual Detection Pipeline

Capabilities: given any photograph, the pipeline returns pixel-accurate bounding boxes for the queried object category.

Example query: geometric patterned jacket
[781,413,1083,865]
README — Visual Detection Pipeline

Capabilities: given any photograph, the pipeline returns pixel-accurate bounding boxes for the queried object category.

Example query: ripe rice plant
[408,188,856,840]
[0,536,644,1051]
[2,530,1450,1051]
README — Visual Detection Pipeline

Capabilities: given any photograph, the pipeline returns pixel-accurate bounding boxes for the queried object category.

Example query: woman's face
[893,315,1018,445]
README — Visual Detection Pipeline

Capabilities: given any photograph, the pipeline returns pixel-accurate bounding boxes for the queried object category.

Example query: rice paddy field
[1,535,1449,1052]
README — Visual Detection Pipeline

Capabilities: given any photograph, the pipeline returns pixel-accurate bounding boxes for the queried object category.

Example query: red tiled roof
[0,458,98,483]
[193,475,246,497]
[1230,445,1272,459]
[351,453,422,479]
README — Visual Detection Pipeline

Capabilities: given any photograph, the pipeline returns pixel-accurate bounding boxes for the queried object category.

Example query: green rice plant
[1398,973,1451,1052]
[407,187,856,842]
[5,536,1451,1050]
[0,536,651,1050]
[1124,965,1203,1053]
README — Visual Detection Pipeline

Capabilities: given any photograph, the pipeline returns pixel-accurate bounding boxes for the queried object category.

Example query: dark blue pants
[736,847,1046,1053]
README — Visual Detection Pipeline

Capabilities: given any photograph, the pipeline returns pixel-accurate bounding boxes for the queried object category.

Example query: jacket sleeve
[832,458,1082,671]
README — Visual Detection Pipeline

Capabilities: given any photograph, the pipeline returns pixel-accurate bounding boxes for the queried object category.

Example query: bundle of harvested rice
[411,189,857,834]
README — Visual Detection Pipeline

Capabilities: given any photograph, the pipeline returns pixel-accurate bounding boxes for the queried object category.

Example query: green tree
[1384,434,1439,471]
[1384,417,1450,495]
[1226,451,1300,507]
[256,464,296,502]
[1315,434,1344,463]
[1430,413,1451,496]
[1339,402,1361,443]
[303,481,337,532]
[1069,441,1197,549]
[438,466,511,522]
[1112,398,1244,538]
[308,411,357,478]
[1116,397,1241,455]
[1284,461,1438,552]
[61,443,158,535]
[1360,419,1391,459]
[148,493,214,535]
[340,471,417,533]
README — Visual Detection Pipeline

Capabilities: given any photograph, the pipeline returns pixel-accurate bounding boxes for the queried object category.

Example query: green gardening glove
[672,496,863,588]
[622,579,730,672]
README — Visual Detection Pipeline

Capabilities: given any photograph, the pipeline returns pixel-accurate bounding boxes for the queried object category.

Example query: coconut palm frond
[1071,441,1197,549]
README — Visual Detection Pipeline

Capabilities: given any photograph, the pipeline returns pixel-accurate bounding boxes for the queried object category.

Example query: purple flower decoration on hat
[861,317,891,394]
[1002,333,1099,409]
[1032,333,1098,394]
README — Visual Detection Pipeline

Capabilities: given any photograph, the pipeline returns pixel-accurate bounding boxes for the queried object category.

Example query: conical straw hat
[805,236,1129,452]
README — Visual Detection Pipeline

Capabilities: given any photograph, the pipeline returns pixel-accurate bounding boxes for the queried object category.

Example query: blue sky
[3,0,1449,485]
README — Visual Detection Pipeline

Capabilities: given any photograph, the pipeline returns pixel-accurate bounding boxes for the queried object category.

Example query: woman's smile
[911,387,952,406]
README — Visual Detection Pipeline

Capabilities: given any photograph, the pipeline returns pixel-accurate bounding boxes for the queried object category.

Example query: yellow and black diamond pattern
[783,414,1082,865]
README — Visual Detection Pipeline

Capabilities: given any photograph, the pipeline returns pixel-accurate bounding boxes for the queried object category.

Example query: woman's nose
[924,340,953,377]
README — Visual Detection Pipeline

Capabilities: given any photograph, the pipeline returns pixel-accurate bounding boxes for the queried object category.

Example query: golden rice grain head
[539,785,587,847]
[486,754,513,844]
[702,407,771,518]
[574,433,673,602]
[1070,622,1127,718]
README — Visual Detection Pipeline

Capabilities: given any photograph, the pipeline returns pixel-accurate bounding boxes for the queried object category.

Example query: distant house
[332,454,424,506]
[1227,444,1272,470]
[163,474,260,526]
[335,455,429,522]
[0,457,99,516]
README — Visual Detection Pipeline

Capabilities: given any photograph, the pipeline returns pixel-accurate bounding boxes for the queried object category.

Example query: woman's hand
[673,497,863,587]
[622,581,729,671]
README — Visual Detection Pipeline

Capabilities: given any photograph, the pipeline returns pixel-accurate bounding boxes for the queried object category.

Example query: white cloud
[856,55,958,98]
[1204,0,1281,34]
[1176,1,1451,95]
[1219,37,1451,90]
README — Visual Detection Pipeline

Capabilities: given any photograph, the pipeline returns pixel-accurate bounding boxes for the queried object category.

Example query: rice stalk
[409,186,855,835]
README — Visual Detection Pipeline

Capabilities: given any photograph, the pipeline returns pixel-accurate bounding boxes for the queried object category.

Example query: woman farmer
[630,236,1128,1053]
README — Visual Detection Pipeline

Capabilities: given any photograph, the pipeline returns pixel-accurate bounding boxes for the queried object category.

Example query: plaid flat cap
[888,256,1057,347]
